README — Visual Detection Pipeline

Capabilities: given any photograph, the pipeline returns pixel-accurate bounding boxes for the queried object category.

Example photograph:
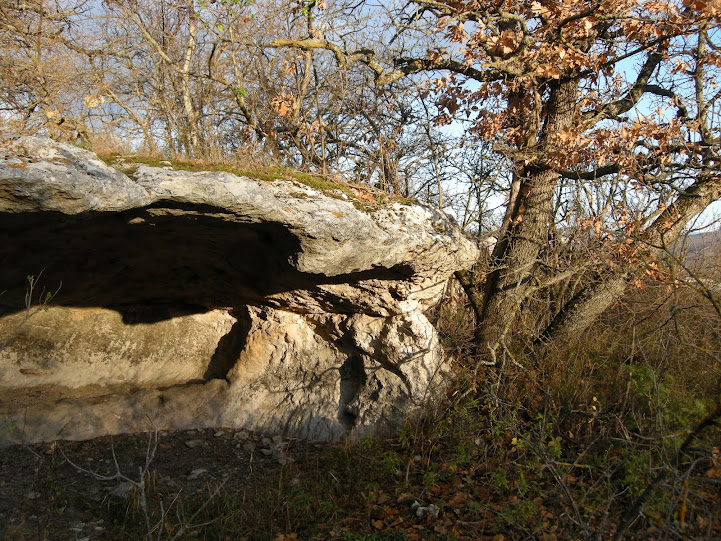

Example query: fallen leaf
[397,492,415,504]
[448,492,469,506]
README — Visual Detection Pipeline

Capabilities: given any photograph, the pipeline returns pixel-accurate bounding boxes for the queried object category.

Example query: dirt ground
[0,427,319,540]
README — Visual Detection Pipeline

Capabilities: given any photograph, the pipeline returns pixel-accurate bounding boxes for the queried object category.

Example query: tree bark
[180,0,200,156]
[535,272,630,346]
[476,78,579,360]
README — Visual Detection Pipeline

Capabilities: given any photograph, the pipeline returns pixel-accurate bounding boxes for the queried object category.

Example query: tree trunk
[180,0,200,156]
[537,173,721,347]
[534,272,630,347]
[476,79,579,361]
[477,169,558,358]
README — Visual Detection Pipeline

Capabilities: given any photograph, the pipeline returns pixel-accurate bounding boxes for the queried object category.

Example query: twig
[61,425,160,541]
[0,271,61,353]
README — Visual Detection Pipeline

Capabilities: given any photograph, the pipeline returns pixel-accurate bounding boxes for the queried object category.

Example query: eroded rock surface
[0,134,477,445]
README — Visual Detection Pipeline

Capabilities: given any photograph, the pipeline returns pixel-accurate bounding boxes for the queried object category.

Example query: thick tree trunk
[477,169,558,358]
[476,79,579,361]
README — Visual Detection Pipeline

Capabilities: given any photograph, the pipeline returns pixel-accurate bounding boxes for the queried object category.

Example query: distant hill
[676,230,721,258]
[672,231,721,290]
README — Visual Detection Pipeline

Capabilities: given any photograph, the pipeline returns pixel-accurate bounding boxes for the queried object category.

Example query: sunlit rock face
[0,134,478,445]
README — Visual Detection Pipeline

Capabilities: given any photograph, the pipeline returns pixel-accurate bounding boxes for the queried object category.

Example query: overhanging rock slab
[0,134,478,444]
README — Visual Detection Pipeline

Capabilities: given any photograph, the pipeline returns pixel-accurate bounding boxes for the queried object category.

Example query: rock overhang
[0,134,477,318]
[0,134,479,444]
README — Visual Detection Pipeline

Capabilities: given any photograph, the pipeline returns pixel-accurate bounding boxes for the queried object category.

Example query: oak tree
[276,0,721,361]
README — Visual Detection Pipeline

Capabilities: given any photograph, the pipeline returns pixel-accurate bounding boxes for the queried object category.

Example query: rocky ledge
[0,134,478,445]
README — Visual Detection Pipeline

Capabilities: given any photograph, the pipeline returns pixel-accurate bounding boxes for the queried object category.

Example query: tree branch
[559,163,620,180]
[267,38,505,84]
[582,48,666,124]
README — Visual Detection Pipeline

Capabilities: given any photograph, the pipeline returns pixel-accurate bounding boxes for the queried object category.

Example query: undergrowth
[92,285,720,540]
[9,278,720,540]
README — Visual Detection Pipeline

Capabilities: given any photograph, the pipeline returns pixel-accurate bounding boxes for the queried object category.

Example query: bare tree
[0,0,93,141]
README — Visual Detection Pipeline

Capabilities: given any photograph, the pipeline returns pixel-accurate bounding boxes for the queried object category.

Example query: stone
[0,135,478,445]
[0,308,235,389]
[187,468,207,481]
[415,503,440,520]
[185,439,205,449]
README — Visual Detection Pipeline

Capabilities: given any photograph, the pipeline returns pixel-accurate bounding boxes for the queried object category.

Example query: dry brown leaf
[448,492,469,506]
